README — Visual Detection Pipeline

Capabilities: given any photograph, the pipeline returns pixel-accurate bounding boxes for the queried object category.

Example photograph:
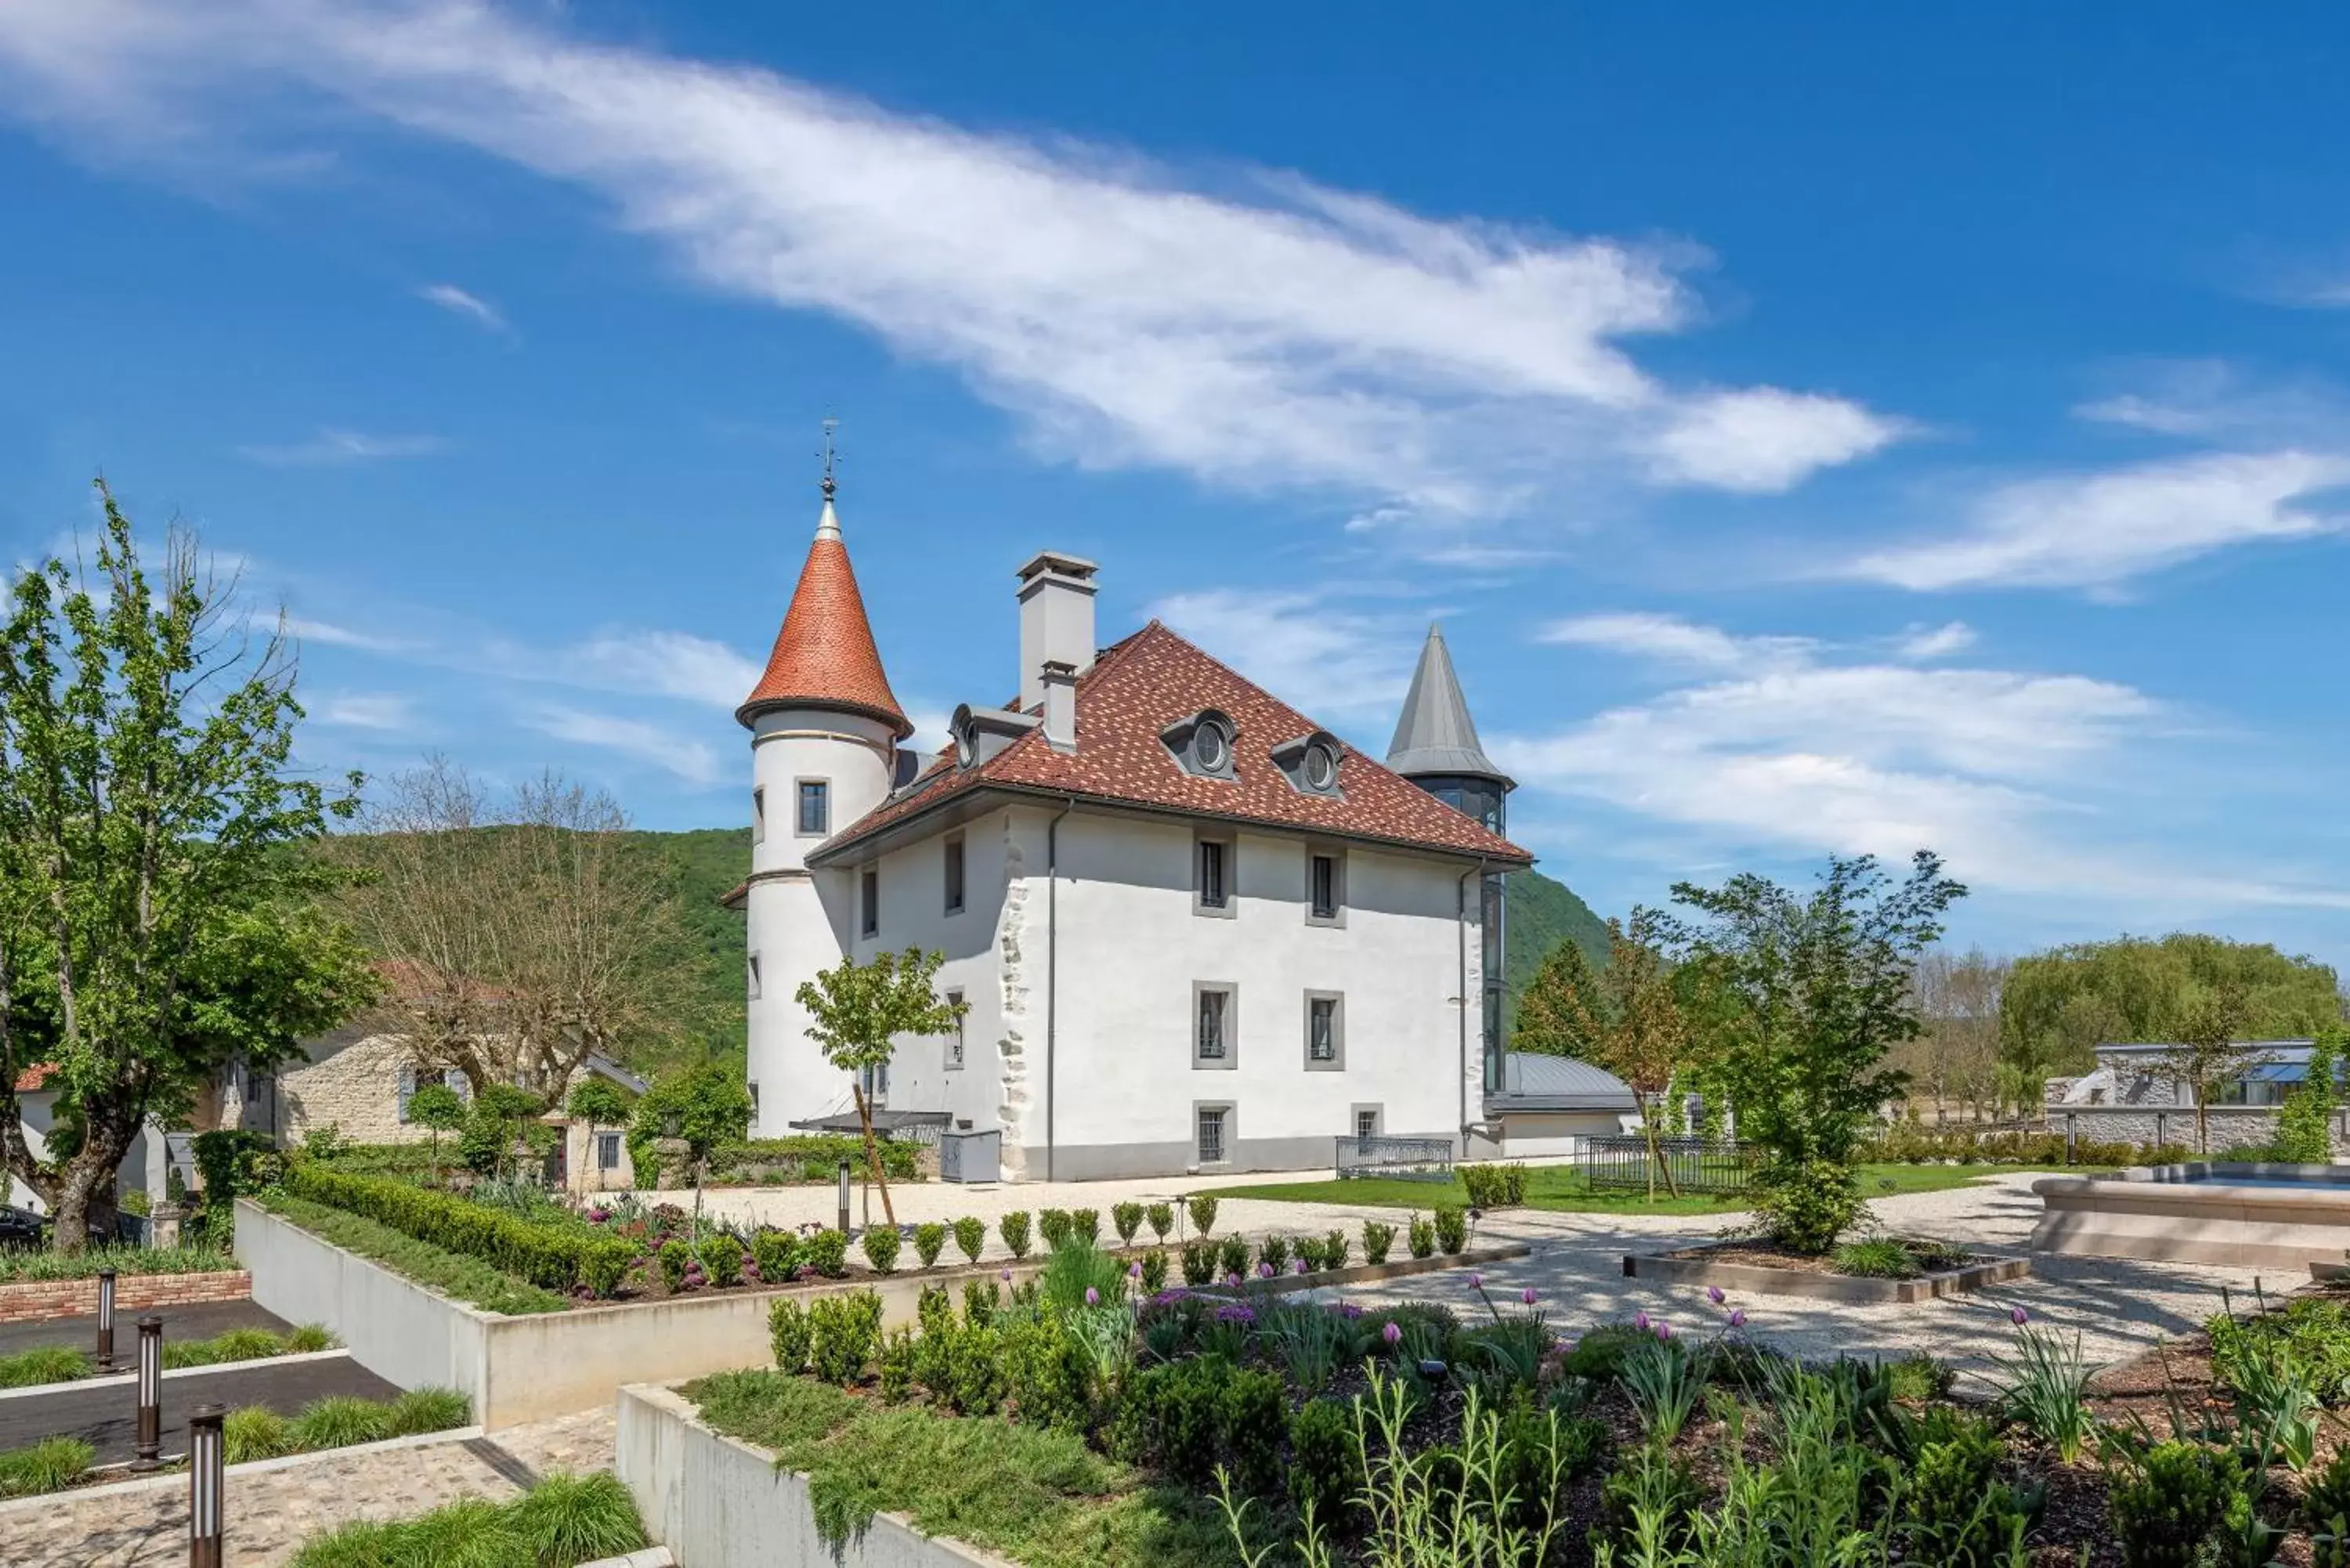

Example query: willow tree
[796,948,965,1228]
[1514,910,1690,1198]
[0,482,375,1248]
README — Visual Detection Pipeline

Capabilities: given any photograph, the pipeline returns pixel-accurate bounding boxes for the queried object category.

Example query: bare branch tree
[1898,948,2009,1122]
[331,759,685,1093]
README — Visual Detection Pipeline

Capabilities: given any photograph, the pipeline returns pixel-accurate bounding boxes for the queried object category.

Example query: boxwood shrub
[282,1164,634,1298]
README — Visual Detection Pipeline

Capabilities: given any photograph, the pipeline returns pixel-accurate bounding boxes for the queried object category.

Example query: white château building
[729,475,1532,1181]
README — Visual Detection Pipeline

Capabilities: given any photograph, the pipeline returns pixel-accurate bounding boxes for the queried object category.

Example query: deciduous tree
[630,1062,750,1239]
[1513,911,1690,1198]
[1658,851,1965,1252]
[795,948,966,1228]
[331,760,686,1093]
[0,482,375,1249]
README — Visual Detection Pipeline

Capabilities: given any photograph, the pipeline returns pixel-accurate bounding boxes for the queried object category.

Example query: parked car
[0,1204,47,1250]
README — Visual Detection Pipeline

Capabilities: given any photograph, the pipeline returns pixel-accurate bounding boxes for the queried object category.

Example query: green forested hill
[599,829,1606,1075]
[1502,867,1611,1034]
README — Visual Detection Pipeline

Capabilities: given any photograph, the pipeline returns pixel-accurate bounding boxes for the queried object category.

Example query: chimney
[1015,551,1098,712]
[1040,660,1077,752]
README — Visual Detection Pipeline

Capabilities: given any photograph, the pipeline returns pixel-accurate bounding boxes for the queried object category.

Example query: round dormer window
[1192,717,1231,774]
[1303,741,1338,792]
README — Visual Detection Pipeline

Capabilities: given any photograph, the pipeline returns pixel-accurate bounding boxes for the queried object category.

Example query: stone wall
[0,1269,250,1324]
[2045,1103,2350,1155]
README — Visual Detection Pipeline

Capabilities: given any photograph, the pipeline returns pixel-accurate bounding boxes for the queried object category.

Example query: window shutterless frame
[944,834,966,915]
[1303,990,1344,1071]
[796,779,830,836]
[945,988,966,1069]
[1194,835,1235,916]
[1193,981,1238,1068]
[860,865,879,938]
[1195,1103,1233,1165]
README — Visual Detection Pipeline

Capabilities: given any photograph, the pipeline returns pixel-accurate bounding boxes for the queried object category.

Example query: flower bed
[660,1235,2350,1568]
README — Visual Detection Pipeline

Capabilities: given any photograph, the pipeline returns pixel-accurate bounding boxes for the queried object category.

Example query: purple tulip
[1468,1273,1484,1289]
[1520,1288,1538,1306]
[1128,1261,1142,1277]
[2010,1306,2029,1327]
[1000,1269,1012,1282]
[1382,1321,1403,1346]
[1728,1309,1746,1329]
[1085,1287,1100,1306]
[1633,1311,1650,1331]
[1227,1271,1242,1287]
[1292,1259,1307,1275]
[1707,1285,1726,1306]
[1258,1262,1274,1278]
[1654,1321,1673,1341]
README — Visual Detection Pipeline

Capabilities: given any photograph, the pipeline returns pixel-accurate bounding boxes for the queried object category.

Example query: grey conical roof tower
[1385,623,1511,786]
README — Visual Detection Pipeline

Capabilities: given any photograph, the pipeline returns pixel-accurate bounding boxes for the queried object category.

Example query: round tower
[1386,623,1516,1095]
[737,473,913,1137]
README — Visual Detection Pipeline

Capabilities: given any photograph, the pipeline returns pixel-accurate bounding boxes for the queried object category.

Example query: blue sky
[2,2,2346,967]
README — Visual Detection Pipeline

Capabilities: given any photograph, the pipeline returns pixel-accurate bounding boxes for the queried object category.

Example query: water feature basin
[2031,1162,2350,1270]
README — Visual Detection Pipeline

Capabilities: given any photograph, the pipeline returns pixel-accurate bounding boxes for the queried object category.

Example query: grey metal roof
[1485,1051,1638,1113]
[1385,624,1510,785]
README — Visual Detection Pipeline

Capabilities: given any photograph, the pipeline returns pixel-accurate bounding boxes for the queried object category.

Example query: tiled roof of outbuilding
[818,621,1531,865]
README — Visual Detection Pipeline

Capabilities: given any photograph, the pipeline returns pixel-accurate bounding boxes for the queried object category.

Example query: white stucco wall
[822,802,1483,1182]
[744,706,898,1136]
[9,1089,165,1216]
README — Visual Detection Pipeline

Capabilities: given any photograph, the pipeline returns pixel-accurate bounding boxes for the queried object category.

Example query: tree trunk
[851,1082,898,1228]
[1641,1093,1683,1201]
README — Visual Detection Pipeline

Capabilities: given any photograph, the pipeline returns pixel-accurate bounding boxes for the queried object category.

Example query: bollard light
[133,1315,164,1470]
[187,1401,226,1568]
[837,1159,851,1235]
[96,1268,117,1370]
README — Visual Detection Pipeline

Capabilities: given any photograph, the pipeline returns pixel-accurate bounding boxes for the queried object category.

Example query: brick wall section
[0,1270,250,1324]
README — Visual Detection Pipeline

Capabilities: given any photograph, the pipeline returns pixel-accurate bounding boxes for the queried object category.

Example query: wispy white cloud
[1536,612,1813,674]
[288,616,416,652]
[1646,388,1905,494]
[1151,587,1418,728]
[237,428,449,466]
[0,0,1900,529]
[315,692,417,731]
[418,281,508,333]
[1894,621,1975,661]
[1849,450,2350,592]
[2072,359,2350,442]
[1498,616,2350,909]
[559,630,762,708]
[526,703,723,785]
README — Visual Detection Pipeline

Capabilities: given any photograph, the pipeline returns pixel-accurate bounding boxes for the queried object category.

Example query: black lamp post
[96,1267,117,1371]
[187,1401,226,1568]
[132,1314,164,1470]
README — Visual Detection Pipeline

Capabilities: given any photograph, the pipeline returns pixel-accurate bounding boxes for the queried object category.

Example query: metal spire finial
[819,417,841,504]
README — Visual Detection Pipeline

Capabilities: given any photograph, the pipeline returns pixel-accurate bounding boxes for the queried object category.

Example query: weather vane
[819,417,841,504]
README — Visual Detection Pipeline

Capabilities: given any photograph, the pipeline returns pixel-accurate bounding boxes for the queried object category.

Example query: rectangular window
[944,835,966,915]
[1197,1107,1228,1165]
[797,779,830,836]
[945,988,966,1069]
[1309,854,1338,920]
[1196,839,1227,910]
[1309,997,1337,1061]
[861,865,880,938]
[1355,1108,1379,1142]
[753,786,766,844]
[861,1063,889,1104]
[1196,987,1231,1062]
[596,1132,623,1171]
[748,952,762,1000]
[747,1081,759,1115]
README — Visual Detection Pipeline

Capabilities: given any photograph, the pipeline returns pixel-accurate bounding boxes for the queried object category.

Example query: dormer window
[1271,731,1344,797]
[1161,709,1239,780]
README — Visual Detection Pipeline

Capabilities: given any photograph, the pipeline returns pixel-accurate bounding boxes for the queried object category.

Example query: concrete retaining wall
[617,1382,1005,1568]
[236,1198,488,1404]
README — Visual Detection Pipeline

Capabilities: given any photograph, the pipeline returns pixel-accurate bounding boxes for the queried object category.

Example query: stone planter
[1621,1240,2029,1304]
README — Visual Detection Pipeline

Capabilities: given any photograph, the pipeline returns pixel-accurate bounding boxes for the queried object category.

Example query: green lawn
[688,1370,1242,1568]
[1212,1162,2081,1216]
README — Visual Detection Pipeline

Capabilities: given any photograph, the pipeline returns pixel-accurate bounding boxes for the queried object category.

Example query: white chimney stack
[1040,660,1077,752]
[1015,551,1098,713]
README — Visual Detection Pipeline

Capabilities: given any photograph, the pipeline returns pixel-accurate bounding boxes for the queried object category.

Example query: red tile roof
[819,621,1531,865]
[12,1063,57,1093]
[736,512,913,738]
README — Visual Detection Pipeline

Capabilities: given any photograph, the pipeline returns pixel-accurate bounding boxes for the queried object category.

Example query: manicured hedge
[282,1165,634,1298]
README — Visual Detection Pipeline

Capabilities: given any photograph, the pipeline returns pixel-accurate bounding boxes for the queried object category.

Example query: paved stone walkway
[0,1353,400,1462]
[0,1409,616,1567]
[1344,1172,2280,1382]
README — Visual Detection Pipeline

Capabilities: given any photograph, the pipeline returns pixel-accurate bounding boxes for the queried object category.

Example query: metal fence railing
[1335,1135,1456,1183]
[1578,1135,1756,1194]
